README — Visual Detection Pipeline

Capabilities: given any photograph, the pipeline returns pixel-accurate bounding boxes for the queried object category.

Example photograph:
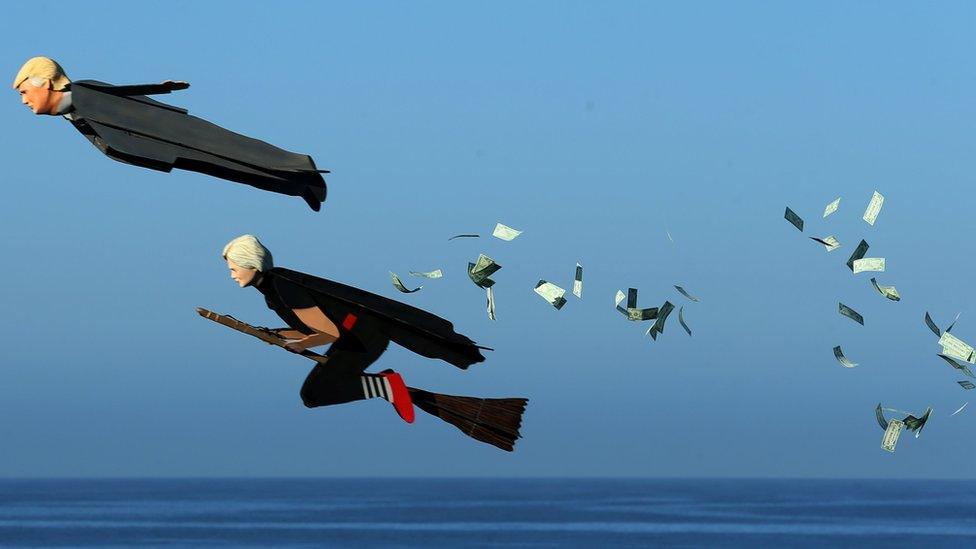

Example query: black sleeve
[272,277,318,309]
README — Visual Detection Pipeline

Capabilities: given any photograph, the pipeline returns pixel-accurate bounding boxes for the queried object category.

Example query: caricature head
[12,56,71,115]
[223,234,274,288]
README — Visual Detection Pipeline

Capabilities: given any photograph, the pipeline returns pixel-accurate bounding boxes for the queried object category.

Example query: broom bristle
[409,389,528,452]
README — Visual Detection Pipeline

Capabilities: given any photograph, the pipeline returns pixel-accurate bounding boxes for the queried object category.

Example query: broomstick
[196,307,528,451]
[408,389,527,452]
[196,307,329,363]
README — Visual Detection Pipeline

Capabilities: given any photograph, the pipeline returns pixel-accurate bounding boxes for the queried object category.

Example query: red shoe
[380,371,415,424]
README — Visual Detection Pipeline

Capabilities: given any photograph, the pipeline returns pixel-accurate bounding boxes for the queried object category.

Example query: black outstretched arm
[77,80,190,96]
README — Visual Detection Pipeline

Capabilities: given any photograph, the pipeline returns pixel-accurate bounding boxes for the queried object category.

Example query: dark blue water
[0,479,973,547]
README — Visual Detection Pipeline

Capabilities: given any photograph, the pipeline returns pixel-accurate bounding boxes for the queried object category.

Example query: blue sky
[2,1,975,477]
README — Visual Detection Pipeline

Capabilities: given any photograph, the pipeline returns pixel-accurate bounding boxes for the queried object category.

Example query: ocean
[0,479,973,547]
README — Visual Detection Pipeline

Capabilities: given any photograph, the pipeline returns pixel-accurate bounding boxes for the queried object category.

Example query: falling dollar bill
[666,230,674,243]
[910,409,933,438]
[389,272,421,293]
[846,240,870,271]
[678,306,692,336]
[674,285,701,302]
[616,289,640,319]
[959,381,975,390]
[534,280,567,310]
[924,312,941,337]
[877,404,932,441]
[468,254,501,288]
[784,207,804,232]
[862,190,885,226]
[810,235,841,251]
[852,257,885,274]
[951,402,968,417]
[823,197,841,218]
[486,286,496,321]
[869,278,900,301]
[573,263,583,298]
[615,288,658,321]
[449,233,479,240]
[833,346,858,368]
[409,269,443,279]
[648,301,675,340]
[881,419,903,453]
[947,312,962,333]
[939,331,976,363]
[628,308,656,321]
[492,223,522,241]
[839,303,865,325]
[937,354,976,378]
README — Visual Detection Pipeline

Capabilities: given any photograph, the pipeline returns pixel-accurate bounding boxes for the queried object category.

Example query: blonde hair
[13,56,70,91]
[222,234,273,272]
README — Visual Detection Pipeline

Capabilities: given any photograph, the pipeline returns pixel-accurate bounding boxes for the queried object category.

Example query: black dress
[66,80,327,210]
[253,268,486,407]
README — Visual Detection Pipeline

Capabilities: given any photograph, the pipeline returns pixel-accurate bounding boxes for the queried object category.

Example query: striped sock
[361,375,395,403]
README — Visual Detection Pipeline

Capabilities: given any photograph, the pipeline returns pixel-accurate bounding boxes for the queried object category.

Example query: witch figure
[212,235,528,451]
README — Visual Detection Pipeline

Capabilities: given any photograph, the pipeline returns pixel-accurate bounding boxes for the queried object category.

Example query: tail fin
[409,388,528,452]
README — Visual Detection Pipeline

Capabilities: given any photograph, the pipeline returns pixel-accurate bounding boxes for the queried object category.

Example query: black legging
[299,326,390,408]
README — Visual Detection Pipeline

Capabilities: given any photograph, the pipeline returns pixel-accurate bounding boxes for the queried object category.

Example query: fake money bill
[409,269,443,279]
[924,312,941,337]
[492,223,522,241]
[846,240,870,271]
[870,278,900,301]
[784,207,804,232]
[823,197,841,218]
[629,308,658,321]
[881,419,903,453]
[389,272,421,293]
[534,280,567,310]
[852,257,885,274]
[448,234,479,240]
[863,191,885,226]
[937,354,976,378]
[947,312,962,333]
[573,263,583,298]
[959,381,975,390]
[615,290,639,319]
[939,332,976,363]
[839,303,864,325]
[810,235,841,251]
[877,405,932,439]
[468,254,501,288]
[648,301,675,340]
[486,286,496,321]
[678,306,692,336]
[833,346,858,368]
[615,289,658,321]
[951,402,968,417]
[674,285,701,302]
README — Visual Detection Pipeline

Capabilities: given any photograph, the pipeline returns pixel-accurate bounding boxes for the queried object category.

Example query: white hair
[222,234,273,272]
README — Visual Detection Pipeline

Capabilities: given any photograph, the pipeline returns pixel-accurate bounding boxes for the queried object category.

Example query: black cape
[260,267,487,369]
[66,80,328,211]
